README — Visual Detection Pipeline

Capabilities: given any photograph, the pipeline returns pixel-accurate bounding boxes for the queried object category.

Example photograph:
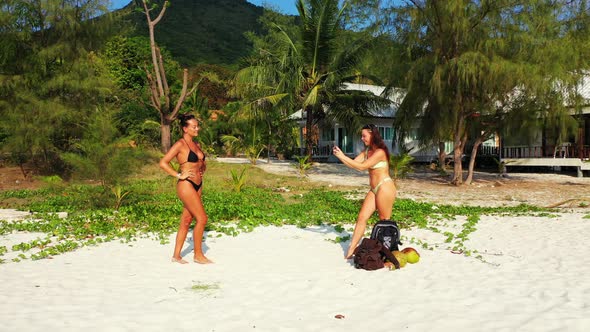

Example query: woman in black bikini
[159,113,212,264]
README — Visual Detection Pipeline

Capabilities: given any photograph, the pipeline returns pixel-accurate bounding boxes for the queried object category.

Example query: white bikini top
[365,148,388,169]
[371,161,388,170]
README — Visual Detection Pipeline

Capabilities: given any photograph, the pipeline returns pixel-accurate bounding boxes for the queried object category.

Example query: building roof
[288,83,405,120]
[288,74,590,120]
[342,83,405,118]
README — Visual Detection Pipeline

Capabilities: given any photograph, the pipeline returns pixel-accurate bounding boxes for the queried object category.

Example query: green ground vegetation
[0,160,548,263]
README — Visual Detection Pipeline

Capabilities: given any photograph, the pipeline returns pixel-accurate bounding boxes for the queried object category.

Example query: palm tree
[234,0,388,160]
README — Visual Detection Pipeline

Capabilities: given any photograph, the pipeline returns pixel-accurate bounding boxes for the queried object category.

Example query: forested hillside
[118,0,268,66]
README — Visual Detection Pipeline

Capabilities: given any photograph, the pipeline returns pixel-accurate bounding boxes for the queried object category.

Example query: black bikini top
[181,138,205,164]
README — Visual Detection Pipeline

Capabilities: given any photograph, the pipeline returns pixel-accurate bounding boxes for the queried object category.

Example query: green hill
[117,0,268,66]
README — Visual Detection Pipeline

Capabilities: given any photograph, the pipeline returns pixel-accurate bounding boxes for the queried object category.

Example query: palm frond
[326,36,375,87]
[323,89,391,131]
[304,84,321,107]
[299,0,343,73]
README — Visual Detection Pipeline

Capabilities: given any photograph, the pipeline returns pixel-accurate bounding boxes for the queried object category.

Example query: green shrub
[294,155,312,177]
[61,109,147,187]
[390,153,414,180]
[229,167,247,192]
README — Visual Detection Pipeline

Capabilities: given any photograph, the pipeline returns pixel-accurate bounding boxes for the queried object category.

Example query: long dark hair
[362,124,390,161]
[178,113,196,129]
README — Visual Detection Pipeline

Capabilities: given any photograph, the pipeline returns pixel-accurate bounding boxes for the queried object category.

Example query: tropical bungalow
[501,75,590,177]
[291,78,590,177]
[290,83,451,163]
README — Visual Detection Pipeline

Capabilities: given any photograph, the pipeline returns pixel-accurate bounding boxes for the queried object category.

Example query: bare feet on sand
[193,255,214,264]
[171,257,188,264]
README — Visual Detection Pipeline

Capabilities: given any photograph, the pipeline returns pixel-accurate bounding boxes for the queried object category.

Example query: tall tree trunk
[305,105,314,160]
[161,117,172,153]
[141,0,197,153]
[451,115,466,185]
[267,119,272,164]
[437,141,446,172]
[451,138,463,185]
[18,162,29,179]
[465,136,484,185]
[451,108,467,186]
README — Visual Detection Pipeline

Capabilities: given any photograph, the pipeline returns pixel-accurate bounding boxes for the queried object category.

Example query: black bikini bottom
[181,178,202,192]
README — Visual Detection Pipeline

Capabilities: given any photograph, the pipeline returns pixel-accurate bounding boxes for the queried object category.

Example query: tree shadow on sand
[301,224,355,266]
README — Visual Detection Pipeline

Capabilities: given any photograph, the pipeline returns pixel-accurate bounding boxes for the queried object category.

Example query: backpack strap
[379,242,400,269]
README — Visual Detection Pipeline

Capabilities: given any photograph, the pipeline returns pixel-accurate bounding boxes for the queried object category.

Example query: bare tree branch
[151,0,169,26]
[142,0,165,97]
[156,47,170,110]
[172,69,194,117]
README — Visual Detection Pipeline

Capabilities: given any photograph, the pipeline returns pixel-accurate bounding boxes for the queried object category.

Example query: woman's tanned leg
[375,181,396,220]
[345,191,376,259]
[177,182,212,263]
[171,208,193,264]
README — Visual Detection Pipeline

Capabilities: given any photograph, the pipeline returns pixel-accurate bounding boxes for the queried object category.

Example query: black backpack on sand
[370,219,402,252]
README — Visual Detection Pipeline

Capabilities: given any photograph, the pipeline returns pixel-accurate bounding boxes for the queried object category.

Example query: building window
[378,126,393,140]
[385,127,393,140]
[338,128,353,153]
[321,128,335,141]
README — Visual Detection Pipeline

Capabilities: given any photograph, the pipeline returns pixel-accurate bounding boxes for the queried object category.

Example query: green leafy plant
[390,153,414,181]
[493,158,507,176]
[229,167,248,193]
[221,135,264,164]
[39,175,64,187]
[333,224,345,233]
[327,234,351,243]
[245,145,265,165]
[294,155,312,177]
[111,185,131,210]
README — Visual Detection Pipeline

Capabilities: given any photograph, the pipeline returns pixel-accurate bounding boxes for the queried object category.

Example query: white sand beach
[2,214,589,331]
[1,160,590,331]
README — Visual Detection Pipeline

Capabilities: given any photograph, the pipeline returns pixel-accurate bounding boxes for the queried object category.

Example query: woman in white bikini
[332,124,396,259]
